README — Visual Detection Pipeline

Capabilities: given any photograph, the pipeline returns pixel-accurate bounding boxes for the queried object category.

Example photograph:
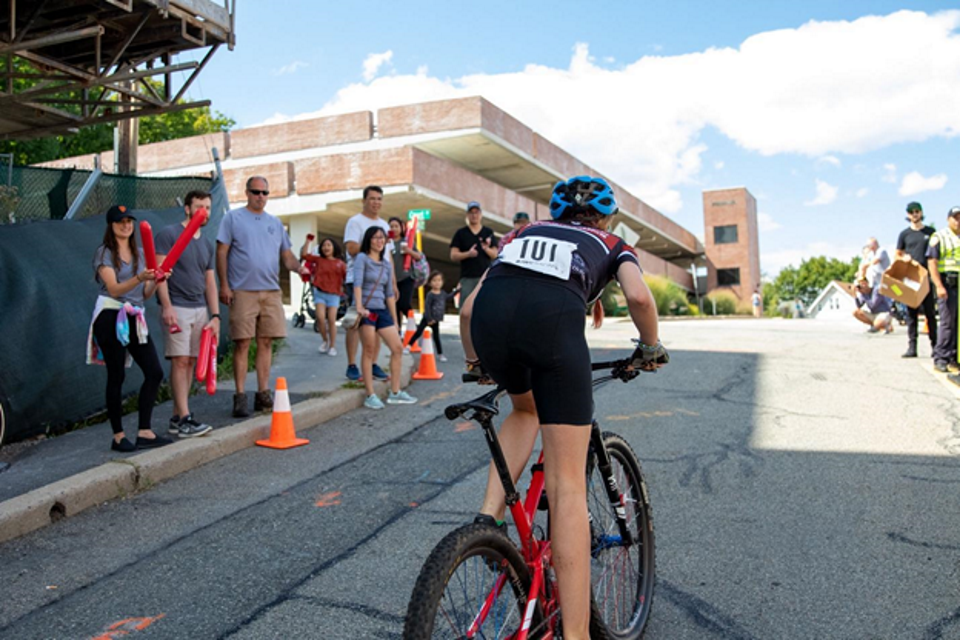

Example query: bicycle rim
[403,524,538,640]
[586,432,656,639]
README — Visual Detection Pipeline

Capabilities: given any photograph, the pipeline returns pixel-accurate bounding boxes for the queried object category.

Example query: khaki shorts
[230,290,287,340]
[163,306,210,358]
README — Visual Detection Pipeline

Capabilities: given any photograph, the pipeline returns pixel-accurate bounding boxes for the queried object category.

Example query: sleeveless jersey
[487,220,641,304]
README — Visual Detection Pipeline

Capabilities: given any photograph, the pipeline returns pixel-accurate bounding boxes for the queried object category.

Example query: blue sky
[182,1,960,276]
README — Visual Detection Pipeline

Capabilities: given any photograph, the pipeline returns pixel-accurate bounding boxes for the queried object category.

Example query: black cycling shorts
[471,277,593,425]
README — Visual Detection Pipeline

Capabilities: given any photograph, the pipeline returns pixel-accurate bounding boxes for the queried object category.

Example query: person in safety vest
[926,206,960,373]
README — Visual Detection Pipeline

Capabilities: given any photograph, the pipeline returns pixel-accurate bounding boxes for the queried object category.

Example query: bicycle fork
[590,421,635,548]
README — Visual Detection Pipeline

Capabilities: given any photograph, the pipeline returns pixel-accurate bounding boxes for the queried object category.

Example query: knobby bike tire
[586,431,656,640]
[403,523,542,639]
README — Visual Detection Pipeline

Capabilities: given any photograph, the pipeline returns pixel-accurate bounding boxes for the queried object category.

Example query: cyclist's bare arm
[618,263,659,345]
[459,271,487,362]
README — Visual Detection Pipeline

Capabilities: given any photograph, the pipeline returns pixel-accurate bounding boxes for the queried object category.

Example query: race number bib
[500,236,577,280]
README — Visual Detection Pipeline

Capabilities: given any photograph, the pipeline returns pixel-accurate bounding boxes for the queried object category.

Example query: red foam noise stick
[206,337,217,395]
[403,216,418,271]
[159,207,208,276]
[196,327,213,382]
[140,221,157,271]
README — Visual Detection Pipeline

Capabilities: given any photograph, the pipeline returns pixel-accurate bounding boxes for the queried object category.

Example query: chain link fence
[0,165,213,225]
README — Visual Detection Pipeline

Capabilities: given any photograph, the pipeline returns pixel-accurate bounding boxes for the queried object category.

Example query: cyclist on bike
[461,175,668,640]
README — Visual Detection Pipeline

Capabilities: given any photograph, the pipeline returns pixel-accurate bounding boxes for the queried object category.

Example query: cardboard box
[880,260,930,308]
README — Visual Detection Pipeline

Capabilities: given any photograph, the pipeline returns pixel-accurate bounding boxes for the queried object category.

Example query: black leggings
[397,277,415,319]
[93,309,164,434]
[409,317,443,355]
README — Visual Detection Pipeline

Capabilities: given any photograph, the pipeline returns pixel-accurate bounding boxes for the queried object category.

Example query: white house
[807,280,857,320]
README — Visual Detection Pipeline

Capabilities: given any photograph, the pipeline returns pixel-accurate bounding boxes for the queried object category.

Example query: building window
[717,268,741,286]
[714,225,739,244]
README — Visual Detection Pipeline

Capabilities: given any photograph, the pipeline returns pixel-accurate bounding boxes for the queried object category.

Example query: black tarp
[0,176,229,443]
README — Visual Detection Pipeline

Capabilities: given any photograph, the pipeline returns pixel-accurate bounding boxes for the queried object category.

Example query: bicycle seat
[444,387,504,420]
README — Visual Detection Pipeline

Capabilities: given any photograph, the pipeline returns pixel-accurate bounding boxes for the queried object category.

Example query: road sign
[408,209,431,221]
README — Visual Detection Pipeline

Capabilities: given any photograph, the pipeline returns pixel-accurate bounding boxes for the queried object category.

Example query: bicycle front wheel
[403,523,540,640]
[586,431,656,639]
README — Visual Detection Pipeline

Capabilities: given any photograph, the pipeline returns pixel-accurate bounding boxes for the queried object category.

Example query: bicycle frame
[455,358,638,639]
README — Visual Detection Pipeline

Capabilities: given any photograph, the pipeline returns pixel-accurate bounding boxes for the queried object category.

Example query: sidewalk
[0,319,416,543]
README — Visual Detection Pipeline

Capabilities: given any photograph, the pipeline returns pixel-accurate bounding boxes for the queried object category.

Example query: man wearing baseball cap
[449,201,497,303]
[895,201,937,358]
[926,206,960,372]
[513,211,531,232]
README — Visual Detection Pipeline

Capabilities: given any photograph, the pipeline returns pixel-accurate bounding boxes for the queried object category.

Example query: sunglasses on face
[908,209,921,214]
[248,189,269,196]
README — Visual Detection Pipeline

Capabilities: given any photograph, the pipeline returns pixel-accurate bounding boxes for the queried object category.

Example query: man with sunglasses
[926,206,960,373]
[217,176,302,417]
[895,201,937,358]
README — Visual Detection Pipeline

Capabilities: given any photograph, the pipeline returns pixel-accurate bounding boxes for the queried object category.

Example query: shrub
[704,289,740,315]
[645,275,689,316]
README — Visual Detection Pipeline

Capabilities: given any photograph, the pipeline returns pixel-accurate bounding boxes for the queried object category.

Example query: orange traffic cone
[402,310,422,353]
[412,328,444,380]
[256,377,309,449]
[920,315,928,335]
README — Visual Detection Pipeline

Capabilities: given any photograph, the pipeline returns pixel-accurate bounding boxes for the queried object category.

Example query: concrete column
[286,214,318,314]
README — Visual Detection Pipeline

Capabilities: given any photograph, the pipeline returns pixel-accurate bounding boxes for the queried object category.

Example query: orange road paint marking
[409,502,419,507]
[315,491,342,507]
[90,614,165,639]
[676,408,700,416]
[455,421,476,432]
[421,386,462,405]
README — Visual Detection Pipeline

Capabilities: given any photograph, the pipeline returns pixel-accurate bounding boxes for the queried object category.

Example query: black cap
[906,201,923,212]
[949,206,960,218]
[106,205,135,224]
[513,211,530,222]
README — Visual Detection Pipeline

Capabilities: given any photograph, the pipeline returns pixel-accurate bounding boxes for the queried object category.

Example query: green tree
[771,256,858,306]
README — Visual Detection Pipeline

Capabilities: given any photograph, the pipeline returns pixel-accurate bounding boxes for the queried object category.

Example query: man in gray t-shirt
[216,176,302,418]
[156,190,219,438]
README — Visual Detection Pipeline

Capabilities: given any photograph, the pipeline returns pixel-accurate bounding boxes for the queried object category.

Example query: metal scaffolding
[0,0,235,141]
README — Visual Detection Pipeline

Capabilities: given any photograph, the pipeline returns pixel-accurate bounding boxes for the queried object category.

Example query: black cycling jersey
[488,220,641,304]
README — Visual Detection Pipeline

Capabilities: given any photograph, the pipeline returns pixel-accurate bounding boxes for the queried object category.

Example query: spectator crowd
[852,201,960,378]
[87,177,516,451]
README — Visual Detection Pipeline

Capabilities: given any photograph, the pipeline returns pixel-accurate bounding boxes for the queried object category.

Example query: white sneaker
[403,346,410,355]
[327,347,338,356]
[438,355,448,362]
[318,341,329,354]
[387,390,418,405]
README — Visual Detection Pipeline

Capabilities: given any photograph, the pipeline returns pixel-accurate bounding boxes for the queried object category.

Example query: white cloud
[714,161,725,170]
[763,241,861,276]
[758,212,781,232]
[259,10,960,214]
[805,179,838,206]
[817,155,841,168]
[856,187,869,198]
[274,60,308,76]
[899,171,948,196]
[362,50,394,82]
[882,163,898,183]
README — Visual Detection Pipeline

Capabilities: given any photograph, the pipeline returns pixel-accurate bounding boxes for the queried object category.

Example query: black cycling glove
[630,339,669,371]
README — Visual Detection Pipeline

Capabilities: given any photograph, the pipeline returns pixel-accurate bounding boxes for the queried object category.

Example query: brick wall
[231,112,373,158]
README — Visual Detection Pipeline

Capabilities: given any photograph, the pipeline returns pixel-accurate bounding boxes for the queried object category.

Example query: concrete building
[40,97,705,307]
[702,187,761,301]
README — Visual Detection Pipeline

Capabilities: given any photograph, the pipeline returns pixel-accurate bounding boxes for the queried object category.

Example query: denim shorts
[312,288,341,309]
[360,308,395,330]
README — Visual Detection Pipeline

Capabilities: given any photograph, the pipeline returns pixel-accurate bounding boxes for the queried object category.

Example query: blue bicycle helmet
[549,176,618,220]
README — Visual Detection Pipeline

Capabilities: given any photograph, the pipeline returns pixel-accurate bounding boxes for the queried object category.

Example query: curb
[0,363,411,545]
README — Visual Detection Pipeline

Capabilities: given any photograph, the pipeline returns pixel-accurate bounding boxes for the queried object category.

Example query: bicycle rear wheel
[403,523,541,639]
[586,431,656,639]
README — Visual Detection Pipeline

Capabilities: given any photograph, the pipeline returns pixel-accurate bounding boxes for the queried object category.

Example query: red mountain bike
[403,356,655,639]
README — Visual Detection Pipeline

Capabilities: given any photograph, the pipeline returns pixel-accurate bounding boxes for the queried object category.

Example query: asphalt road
[2,317,959,640]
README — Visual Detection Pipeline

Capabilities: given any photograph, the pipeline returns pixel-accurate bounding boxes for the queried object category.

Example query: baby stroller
[292,263,320,332]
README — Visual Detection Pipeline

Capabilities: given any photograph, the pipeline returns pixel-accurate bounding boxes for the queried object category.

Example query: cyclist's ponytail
[592,299,604,329]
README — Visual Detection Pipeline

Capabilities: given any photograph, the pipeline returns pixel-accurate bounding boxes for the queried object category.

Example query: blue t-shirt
[156,222,215,308]
[93,246,146,306]
[216,207,292,291]
[352,252,393,311]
